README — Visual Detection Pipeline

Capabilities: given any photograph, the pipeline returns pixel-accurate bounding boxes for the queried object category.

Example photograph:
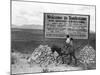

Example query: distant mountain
[11,24,43,30]
[11,24,95,33]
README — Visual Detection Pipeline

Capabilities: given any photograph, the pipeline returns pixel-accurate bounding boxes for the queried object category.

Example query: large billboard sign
[44,13,90,39]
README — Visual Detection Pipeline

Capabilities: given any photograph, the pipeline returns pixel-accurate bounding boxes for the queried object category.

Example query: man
[65,35,77,65]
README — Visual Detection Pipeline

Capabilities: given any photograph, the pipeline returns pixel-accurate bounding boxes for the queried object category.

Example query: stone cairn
[78,45,96,69]
[27,45,60,68]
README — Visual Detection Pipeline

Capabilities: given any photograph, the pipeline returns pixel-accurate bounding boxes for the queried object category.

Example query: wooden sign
[44,13,90,39]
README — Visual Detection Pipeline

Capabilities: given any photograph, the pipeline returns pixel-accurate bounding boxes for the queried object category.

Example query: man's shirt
[66,37,73,46]
[66,38,71,44]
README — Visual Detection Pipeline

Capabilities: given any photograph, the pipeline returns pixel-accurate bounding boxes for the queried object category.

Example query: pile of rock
[28,45,59,67]
[78,45,96,64]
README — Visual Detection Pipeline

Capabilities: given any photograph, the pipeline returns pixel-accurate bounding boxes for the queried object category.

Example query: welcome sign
[44,13,90,39]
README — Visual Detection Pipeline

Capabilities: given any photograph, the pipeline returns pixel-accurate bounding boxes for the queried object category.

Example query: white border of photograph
[0,0,99,75]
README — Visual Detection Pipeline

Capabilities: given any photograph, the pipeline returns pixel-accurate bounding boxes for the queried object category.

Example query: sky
[12,1,95,32]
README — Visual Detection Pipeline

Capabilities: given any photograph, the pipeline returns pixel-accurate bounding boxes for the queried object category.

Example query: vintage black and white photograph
[11,0,96,74]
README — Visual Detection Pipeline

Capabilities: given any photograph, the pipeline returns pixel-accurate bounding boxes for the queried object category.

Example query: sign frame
[43,13,90,39]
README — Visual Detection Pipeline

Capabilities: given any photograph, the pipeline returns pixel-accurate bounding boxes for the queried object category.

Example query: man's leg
[68,53,72,65]
[72,52,77,65]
